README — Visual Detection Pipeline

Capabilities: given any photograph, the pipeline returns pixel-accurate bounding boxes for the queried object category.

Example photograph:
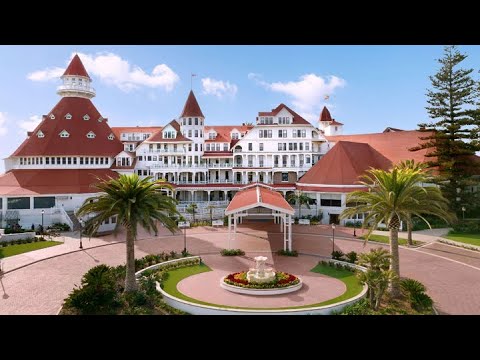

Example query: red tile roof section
[326,130,435,165]
[146,120,191,142]
[63,54,91,79]
[11,97,124,157]
[330,119,343,126]
[180,90,204,118]
[225,185,294,214]
[204,125,253,143]
[319,106,332,122]
[258,104,311,125]
[111,126,162,139]
[299,141,392,185]
[0,169,119,196]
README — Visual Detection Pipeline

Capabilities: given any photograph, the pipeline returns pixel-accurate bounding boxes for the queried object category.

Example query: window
[232,132,239,140]
[37,130,45,138]
[147,156,152,161]
[104,217,110,224]
[299,143,303,151]
[67,157,72,165]
[90,157,94,164]
[289,143,293,151]
[83,114,90,121]
[335,126,338,131]
[86,131,96,139]
[49,114,55,120]
[62,157,67,165]
[188,144,192,152]
[111,216,116,224]
[59,130,70,138]
[152,156,157,161]
[194,130,199,137]
[223,143,229,151]
[108,134,114,140]
[188,118,192,125]
[278,143,286,151]
[259,130,272,138]
[259,143,264,151]
[34,197,55,209]
[98,117,103,122]
[200,131,203,138]
[164,131,175,139]
[278,116,290,124]
[138,156,143,161]
[57,157,61,165]
[206,144,210,151]
[278,129,287,138]
[143,170,148,176]
[137,170,142,175]
[195,118,198,125]
[143,133,149,140]
[200,119,203,126]
[65,113,72,120]
[216,143,221,151]
[7,197,30,209]
[306,156,311,164]
[100,158,104,165]
[183,119,186,125]
[305,143,310,151]
[80,157,84,165]
[195,144,198,151]
[281,173,289,182]
[188,130,192,138]
[293,143,298,151]
[200,144,203,151]
[320,199,341,207]
[248,143,252,151]
[209,132,216,140]
[45,157,49,165]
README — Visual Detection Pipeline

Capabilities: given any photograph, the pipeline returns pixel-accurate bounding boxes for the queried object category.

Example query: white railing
[208,163,232,168]
[206,179,233,184]
[174,180,208,185]
[143,149,186,154]
[57,84,96,95]
[177,200,229,207]
[149,164,208,169]
[58,206,74,230]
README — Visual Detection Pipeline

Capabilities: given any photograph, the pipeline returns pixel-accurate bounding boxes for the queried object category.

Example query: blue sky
[1,45,480,172]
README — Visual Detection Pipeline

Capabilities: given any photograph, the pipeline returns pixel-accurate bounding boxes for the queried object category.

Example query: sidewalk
[371,228,451,244]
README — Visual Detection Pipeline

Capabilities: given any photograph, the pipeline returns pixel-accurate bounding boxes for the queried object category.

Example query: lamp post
[41,210,44,232]
[353,219,357,237]
[79,218,84,249]
[462,206,466,220]
[331,223,336,255]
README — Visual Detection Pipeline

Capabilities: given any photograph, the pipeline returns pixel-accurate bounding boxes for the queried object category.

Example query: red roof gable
[180,90,204,118]
[299,141,392,185]
[225,185,294,215]
[11,97,124,157]
[204,125,253,144]
[63,54,91,79]
[330,119,343,126]
[320,106,332,122]
[326,130,435,165]
[0,169,119,196]
[258,104,311,125]
[146,120,191,142]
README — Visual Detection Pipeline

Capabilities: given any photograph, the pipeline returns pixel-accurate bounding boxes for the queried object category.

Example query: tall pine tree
[412,45,480,214]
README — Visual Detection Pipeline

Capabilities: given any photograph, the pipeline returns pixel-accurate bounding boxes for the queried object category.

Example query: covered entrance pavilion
[225,184,295,251]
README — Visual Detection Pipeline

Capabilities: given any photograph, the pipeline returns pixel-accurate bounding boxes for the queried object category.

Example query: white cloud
[250,72,346,115]
[0,112,8,136]
[27,67,65,82]
[201,77,238,99]
[28,52,180,92]
[19,115,42,134]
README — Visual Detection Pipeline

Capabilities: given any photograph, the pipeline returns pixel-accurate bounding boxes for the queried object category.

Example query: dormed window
[37,130,45,138]
[59,130,70,138]
[49,114,55,120]
[86,131,96,139]
[231,132,239,140]
[208,132,216,140]
[65,113,72,120]
[98,117,103,122]
[83,114,90,121]
[163,131,175,139]
[108,133,114,140]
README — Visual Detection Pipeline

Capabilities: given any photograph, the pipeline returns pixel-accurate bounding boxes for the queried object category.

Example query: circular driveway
[1,223,480,315]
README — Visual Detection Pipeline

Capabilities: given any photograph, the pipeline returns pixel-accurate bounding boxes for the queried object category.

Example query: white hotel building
[0,55,432,230]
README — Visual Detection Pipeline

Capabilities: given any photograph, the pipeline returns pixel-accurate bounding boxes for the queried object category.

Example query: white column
[283,214,287,248]
[190,190,194,201]
[288,214,293,251]
[228,214,232,249]
[233,214,237,244]
[280,215,283,232]
[207,190,211,202]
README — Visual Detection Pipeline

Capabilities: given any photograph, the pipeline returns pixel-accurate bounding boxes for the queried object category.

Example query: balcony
[208,163,232,168]
[57,84,96,98]
[149,163,208,169]
[143,148,186,154]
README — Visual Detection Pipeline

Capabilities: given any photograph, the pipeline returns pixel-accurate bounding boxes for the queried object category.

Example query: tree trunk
[389,227,401,298]
[298,203,301,219]
[369,288,375,309]
[407,220,413,246]
[124,228,138,293]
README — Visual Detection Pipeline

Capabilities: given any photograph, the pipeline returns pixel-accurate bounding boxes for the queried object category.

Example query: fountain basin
[220,275,303,295]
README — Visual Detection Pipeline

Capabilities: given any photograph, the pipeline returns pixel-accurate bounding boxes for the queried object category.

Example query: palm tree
[395,160,430,245]
[206,203,216,225]
[341,165,454,297]
[287,191,311,219]
[77,174,178,293]
[186,203,198,223]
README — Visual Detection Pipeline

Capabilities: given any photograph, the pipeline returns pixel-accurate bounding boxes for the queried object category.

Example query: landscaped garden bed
[0,237,62,258]
[224,271,299,289]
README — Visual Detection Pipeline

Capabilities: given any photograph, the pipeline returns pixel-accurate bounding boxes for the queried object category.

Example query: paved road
[1,224,479,315]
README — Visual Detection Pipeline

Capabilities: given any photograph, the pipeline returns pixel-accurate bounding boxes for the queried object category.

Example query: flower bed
[223,271,300,289]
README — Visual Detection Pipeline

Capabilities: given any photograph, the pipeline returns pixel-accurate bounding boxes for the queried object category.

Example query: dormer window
[208,132,216,140]
[86,131,96,139]
[83,114,90,121]
[49,114,55,120]
[108,133,114,140]
[231,132,239,140]
[98,117,103,122]
[65,113,72,120]
[37,130,45,138]
[278,116,290,125]
[59,130,70,138]
[163,131,175,139]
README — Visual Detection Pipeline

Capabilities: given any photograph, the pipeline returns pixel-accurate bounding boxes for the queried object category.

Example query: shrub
[410,292,434,311]
[452,220,480,233]
[400,278,433,311]
[331,250,345,261]
[49,223,71,231]
[344,221,362,228]
[345,251,358,264]
[220,248,245,256]
[400,278,426,296]
[181,249,191,257]
[276,249,298,257]
[336,299,373,315]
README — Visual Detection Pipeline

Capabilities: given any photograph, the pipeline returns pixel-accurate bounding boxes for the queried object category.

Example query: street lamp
[79,218,84,249]
[462,206,466,220]
[331,223,336,255]
[41,210,45,233]
[353,219,357,237]
[178,221,188,255]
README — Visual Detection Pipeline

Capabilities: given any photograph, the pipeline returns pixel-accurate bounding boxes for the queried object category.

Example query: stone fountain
[246,256,276,283]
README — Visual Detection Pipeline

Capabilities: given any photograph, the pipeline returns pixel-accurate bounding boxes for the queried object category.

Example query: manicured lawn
[360,234,422,246]
[161,262,364,310]
[0,241,62,258]
[444,232,480,247]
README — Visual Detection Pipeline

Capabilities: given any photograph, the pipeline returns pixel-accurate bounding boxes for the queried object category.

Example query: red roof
[326,130,435,165]
[146,120,191,142]
[320,106,332,122]
[330,119,343,126]
[0,169,119,196]
[205,125,253,146]
[225,185,294,215]
[63,54,91,79]
[258,104,311,125]
[299,141,392,186]
[180,90,204,118]
[11,97,124,157]
[111,126,162,139]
